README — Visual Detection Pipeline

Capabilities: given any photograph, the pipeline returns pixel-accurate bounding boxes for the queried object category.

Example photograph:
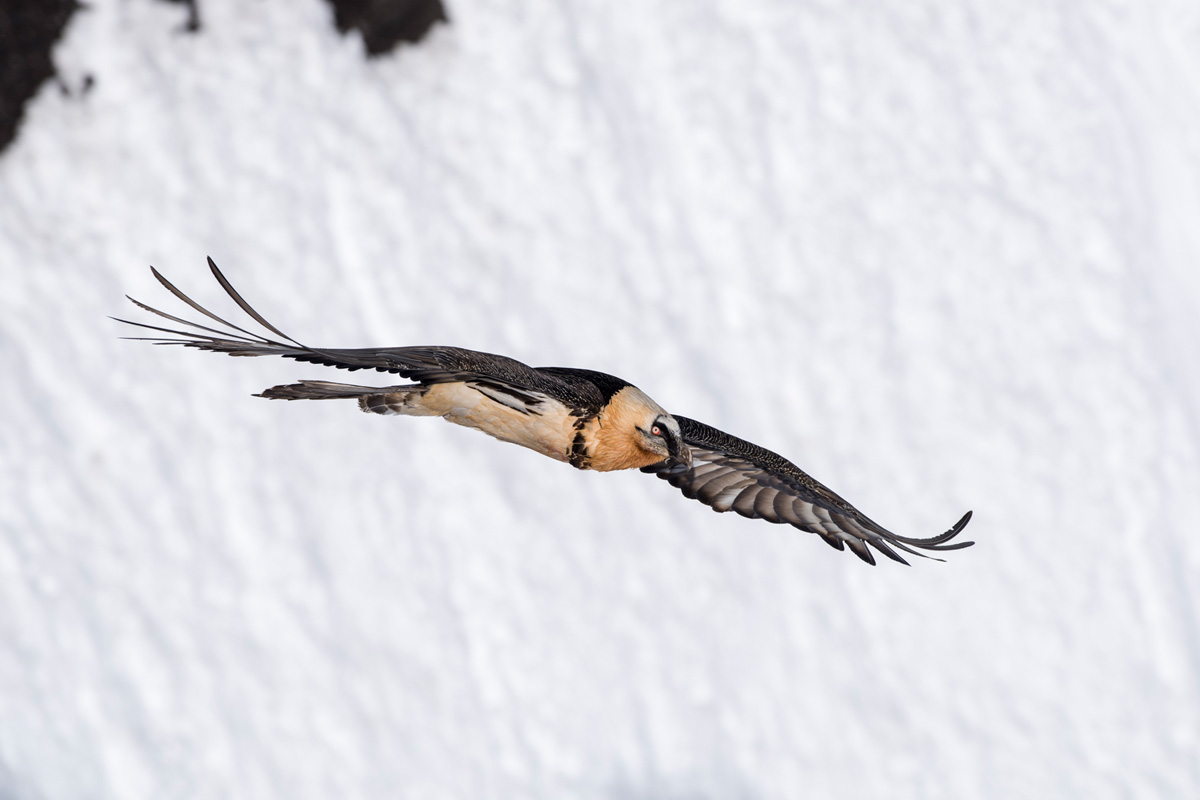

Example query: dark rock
[0,0,81,153]
[326,0,448,57]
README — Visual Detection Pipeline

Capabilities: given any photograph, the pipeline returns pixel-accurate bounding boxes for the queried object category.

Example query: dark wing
[113,258,610,410]
[643,416,973,565]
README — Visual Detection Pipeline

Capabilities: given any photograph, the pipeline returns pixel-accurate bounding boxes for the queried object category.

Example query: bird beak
[666,435,692,472]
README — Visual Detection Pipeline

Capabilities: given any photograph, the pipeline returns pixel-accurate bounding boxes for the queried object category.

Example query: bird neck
[582,386,669,472]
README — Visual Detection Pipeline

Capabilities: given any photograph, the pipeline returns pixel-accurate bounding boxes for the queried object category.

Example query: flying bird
[116,258,973,565]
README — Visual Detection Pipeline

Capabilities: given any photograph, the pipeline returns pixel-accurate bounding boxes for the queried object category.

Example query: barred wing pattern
[644,416,973,565]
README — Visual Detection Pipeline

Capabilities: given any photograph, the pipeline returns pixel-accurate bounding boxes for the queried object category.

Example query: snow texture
[3,1,1200,798]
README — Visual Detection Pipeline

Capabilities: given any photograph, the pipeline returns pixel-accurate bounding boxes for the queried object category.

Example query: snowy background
[3,1,1200,798]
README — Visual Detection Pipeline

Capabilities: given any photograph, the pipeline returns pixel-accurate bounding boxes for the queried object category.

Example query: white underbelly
[419,382,577,462]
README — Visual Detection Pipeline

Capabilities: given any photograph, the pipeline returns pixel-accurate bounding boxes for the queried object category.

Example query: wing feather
[753,486,783,523]
[731,485,761,517]
[115,260,618,413]
[706,481,758,512]
[773,491,803,527]
[644,415,973,565]
[694,470,754,504]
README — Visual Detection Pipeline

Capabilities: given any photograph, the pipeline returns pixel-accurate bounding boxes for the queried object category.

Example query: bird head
[588,385,693,472]
[636,413,691,471]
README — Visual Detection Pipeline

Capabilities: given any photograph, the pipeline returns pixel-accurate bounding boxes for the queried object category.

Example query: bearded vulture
[115,258,973,565]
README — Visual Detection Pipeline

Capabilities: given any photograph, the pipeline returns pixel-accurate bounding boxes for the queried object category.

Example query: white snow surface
[3,1,1200,798]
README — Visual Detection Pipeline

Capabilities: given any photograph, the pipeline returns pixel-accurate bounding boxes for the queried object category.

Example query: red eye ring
[651,425,662,436]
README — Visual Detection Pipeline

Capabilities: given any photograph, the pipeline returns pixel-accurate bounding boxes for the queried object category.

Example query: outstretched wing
[113,258,600,407]
[643,416,973,565]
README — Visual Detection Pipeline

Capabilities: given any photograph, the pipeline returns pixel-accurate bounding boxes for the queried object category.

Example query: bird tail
[257,380,431,416]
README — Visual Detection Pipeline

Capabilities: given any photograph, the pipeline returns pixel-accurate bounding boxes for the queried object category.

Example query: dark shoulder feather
[535,367,630,414]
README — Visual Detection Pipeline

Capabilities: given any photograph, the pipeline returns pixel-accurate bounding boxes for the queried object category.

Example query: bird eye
[651,425,662,436]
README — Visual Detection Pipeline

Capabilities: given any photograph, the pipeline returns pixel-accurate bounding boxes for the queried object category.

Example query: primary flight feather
[116,258,973,566]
